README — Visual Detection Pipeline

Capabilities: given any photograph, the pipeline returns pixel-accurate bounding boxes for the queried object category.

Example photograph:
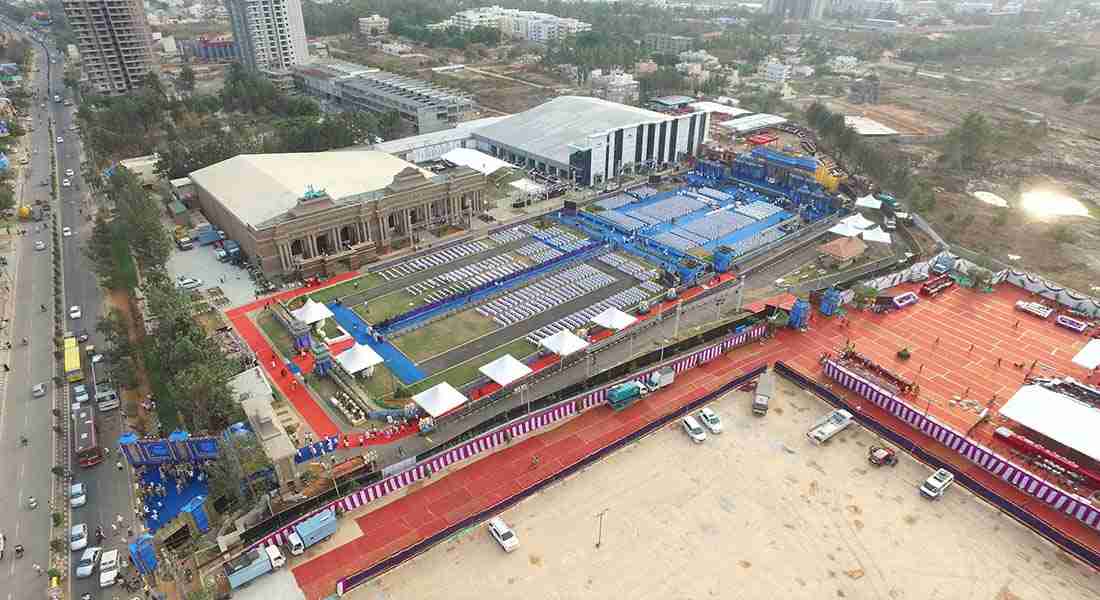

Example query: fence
[773,361,1100,570]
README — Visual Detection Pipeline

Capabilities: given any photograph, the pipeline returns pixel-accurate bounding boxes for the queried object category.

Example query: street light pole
[595,508,609,549]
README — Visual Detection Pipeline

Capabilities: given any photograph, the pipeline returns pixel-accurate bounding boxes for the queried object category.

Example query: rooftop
[231,366,296,461]
[337,71,472,109]
[369,116,509,156]
[719,113,788,134]
[1000,385,1100,463]
[651,95,695,107]
[845,115,900,137]
[189,151,434,229]
[473,96,677,166]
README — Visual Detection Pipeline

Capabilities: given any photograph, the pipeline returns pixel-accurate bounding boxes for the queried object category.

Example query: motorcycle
[26,496,37,510]
[13,544,22,559]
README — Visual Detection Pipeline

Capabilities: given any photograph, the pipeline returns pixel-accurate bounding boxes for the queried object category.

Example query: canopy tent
[591,307,637,331]
[478,354,533,386]
[1000,385,1100,462]
[335,343,384,375]
[860,226,892,244]
[843,213,876,230]
[539,329,589,357]
[413,382,468,418]
[1072,339,1100,370]
[828,221,860,237]
[854,195,882,210]
[291,298,334,325]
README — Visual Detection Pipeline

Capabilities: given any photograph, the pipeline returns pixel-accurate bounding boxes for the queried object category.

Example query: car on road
[62,178,70,187]
[34,240,46,251]
[69,305,82,319]
[698,407,723,434]
[56,136,63,143]
[69,482,87,508]
[64,168,74,177]
[62,227,72,237]
[176,277,203,291]
[70,523,88,551]
[920,468,955,500]
[75,546,100,578]
[32,382,47,397]
[681,415,707,443]
[487,517,519,553]
[73,383,89,403]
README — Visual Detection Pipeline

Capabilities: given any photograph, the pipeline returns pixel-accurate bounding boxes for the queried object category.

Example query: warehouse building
[471,96,709,186]
[187,151,489,276]
[335,71,476,134]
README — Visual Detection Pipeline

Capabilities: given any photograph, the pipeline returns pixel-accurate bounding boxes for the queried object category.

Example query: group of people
[134,462,210,525]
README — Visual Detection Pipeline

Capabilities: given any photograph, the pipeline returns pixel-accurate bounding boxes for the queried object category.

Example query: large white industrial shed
[471,96,710,187]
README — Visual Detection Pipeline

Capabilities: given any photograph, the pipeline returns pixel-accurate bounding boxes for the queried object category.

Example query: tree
[106,169,172,272]
[178,64,196,95]
[206,432,273,507]
[95,308,136,388]
[1062,85,1088,105]
[940,112,991,171]
[0,180,14,212]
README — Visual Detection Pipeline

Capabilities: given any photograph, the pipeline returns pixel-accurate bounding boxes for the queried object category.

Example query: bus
[73,403,104,467]
[63,336,83,383]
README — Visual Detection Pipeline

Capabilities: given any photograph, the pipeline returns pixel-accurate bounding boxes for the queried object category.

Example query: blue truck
[224,545,285,590]
[287,508,338,555]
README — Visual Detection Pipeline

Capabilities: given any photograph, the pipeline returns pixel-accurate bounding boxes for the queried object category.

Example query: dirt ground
[105,287,156,434]
[355,379,1100,600]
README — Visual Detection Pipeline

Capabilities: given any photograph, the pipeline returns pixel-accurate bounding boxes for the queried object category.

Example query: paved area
[165,241,256,307]
[232,564,306,600]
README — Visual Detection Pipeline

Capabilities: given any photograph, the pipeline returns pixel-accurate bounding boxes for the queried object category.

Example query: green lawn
[318,318,344,340]
[393,309,496,363]
[256,312,295,358]
[307,273,384,304]
[351,291,422,324]
[408,337,538,395]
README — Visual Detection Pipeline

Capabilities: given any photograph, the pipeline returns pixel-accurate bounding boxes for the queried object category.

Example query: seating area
[626,194,707,225]
[524,285,658,344]
[628,185,658,199]
[489,223,538,245]
[735,200,784,221]
[533,226,590,252]
[724,224,786,257]
[598,210,646,234]
[595,193,636,211]
[698,187,733,202]
[652,232,697,253]
[678,209,755,243]
[476,264,616,327]
[404,253,526,302]
[378,240,492,280]
[515,241,564,264]
[597,253,660,281]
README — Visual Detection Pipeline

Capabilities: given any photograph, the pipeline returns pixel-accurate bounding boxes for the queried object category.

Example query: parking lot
[356,378,1100,600]
[165,241,256,307]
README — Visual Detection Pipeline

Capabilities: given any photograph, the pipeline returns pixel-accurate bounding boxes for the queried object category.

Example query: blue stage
[140,467,209,534]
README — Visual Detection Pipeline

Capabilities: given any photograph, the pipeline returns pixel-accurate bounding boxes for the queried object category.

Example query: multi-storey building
[225,0,309,73]
[358,14,389,37]
[61,0,154,94]
[335,71,476,134]
[644,33,695,54]
[436,6,590,43]
[180,36,239,63]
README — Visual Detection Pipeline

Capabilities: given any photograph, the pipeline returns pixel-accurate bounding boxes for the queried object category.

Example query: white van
[920,468,955,500]
[264,544,286,569]
[99,549,119,587]
[681,415,707,443]
[95,389,120,412]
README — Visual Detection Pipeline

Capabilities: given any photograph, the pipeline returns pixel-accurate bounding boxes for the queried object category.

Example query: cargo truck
[807,409,853,444]
[752,368,774,416]
[286,508,338,556]
[224,545,284,590]
[606,367,674,412]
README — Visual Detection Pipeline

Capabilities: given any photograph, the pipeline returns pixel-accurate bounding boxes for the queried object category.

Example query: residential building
[644,33,694,54]
[290,59,377,104]
[180,36,239,62]
[678,49,720,66]
[636,60,659,75]
[831,55,860,73]
[61,0,155,94]
[589,69,640,105]
[764,61,791,85]
[358,14,389,36]
[437,6,591,43]
[225,0,309,73]
[335,71,476,134]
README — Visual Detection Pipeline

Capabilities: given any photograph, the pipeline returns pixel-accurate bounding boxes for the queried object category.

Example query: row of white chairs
[515,241,563,265]
[404,254,525,301]
[489,223,539,244]
[476,265,614,327]
[726,225,786,257]
[533,226,589,252]
[525,286,655,344]
[378,240,491,280]
[598,253,659,281]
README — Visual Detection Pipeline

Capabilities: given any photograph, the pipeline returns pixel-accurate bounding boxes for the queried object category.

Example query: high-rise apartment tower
[61,0,154,94]
[225,0,309,73]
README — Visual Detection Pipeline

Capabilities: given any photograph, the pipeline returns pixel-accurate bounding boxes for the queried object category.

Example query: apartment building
[335,71,476,134]
[358,14,389,37]
[226,0,309,73]
[436,6,590,43]
[644,33,695,54]
[62,0,155,94]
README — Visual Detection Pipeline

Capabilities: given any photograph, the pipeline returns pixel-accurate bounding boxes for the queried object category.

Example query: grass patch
[351,291,422,324]
[408,337,538,395]
[109,234,138,290]
[393,310,496,363]
[307,273,384,304]
[318,318,343,340]
[141,339,181,431]
[256,312,295,358]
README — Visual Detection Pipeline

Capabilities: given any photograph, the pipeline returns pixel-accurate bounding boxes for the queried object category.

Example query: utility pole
[594,508,609,549]
[673,301,682,340]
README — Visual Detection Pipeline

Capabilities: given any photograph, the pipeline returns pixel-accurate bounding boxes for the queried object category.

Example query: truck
[224,545,284,590]
[752,368,774,416]
[175,235,193,250]
[606,367,675,412]
[286,508,338,556]
[217,240,241,262]
[807,409,853,444]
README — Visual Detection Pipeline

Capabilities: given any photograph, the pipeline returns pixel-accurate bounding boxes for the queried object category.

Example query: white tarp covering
[1072,339,1100,369]
[509,178,546,196]
[539,329,589,357]
[999,385,1100,463]
[591,307,637,331]
[844,213,876,230]
[335,343,384,375]
[861,227,893,244]
[413,382,468,418]
[478,354,532,386]
[855,195,882,210]
[828,221,860,237]
[441,148,513,176]
[291,298,334,325]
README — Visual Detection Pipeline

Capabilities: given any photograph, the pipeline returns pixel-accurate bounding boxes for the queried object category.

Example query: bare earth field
[355,379,1100,600]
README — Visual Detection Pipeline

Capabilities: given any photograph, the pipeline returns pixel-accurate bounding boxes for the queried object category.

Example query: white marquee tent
[478,354,533,386]
[539,329,589,357]
[413,382,468,418]
[591,307,637,331]
[1072,339,1100,370]
[1000,385,1100,462]
[855,195,882,210]
[845,213,876,230]
[335,343,384,376]
[291,298,334,325]
[861,226,892,244]
[828,221,860,237]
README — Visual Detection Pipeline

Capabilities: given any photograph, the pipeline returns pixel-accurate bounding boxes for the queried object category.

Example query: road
[0,21,134,600]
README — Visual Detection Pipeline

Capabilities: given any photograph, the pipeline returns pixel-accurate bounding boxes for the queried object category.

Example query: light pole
[595,508,609,549]
[673,301,682,340]
[519,384,530,414]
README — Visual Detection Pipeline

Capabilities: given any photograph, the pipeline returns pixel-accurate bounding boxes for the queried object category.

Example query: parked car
[64,168,74,177]
[56,136,63,143]
[920,468,955,500]
[72,383,89,403]
[33,240,46,251]
[681,415,707,443]
[487,517,519,553]
[176,277,203,291]
[69,305,82,319]
[69,482,87,508]
[70,523,88,551]
[75,546,101,578]
[61,178,70,187]
[32,382,47,397]
[698,407,722,434]
[62,227,72,237]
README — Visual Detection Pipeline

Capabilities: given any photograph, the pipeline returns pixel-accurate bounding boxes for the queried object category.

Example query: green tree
[95,308,136,389]
[178,64,196,95]
[0,181,14,212]
[940,112,991,171]
[1062,85,1088,105]
[205,431,273,507]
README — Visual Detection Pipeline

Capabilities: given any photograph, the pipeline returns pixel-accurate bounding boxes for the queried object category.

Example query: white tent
[291,298,334,325]
[855,195,882,210]
[413,382,468,418]
[478,354,532,386]
[1072,339,1100,369]
[591,307,637,331]
[539,329,589,357]
[828,221,860,237]
[335,343,384,376]
[1000,385,1100,462]
[843,213,876,230]
[861,227,893,244]
[441,148,513,176]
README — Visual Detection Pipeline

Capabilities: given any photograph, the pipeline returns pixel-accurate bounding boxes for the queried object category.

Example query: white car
[34,240,46,251]
[487,517,519,553]
[681,415,707,443]
[70,482,87,508]
[70,523,88,551]
[73,384,89,403]
[75,546,100,578]
[64,168,74,177]
[99,549,120,587]
[69,305,82,319]
[176,277,203,291]
[920,468,955,500]
[62,178,71,187]
[32,382,47,397]
[62,226,72,237]
[56,136,63,143]
[698,407,723,434]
